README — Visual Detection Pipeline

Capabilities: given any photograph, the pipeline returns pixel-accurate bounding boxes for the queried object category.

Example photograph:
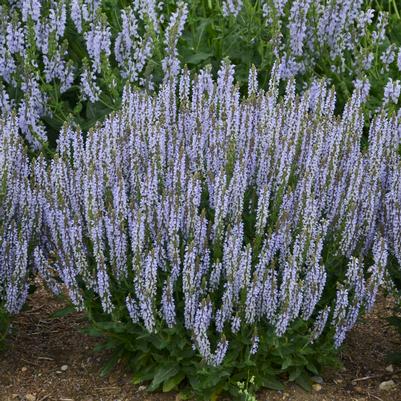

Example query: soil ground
[1,286,401,401]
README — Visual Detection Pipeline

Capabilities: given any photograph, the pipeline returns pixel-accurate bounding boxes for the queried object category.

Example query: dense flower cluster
[16,63,397,365]
[0,118,38,314]
[0,0,187,147]
[261,0,390,79]
[0,0,400,147]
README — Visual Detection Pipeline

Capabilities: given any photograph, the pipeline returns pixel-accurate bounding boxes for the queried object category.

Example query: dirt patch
[0,286,400,401]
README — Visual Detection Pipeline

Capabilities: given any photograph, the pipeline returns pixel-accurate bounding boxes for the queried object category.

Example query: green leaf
[289,367,301,382]
[185,52,213,65]
[92,321,125,333]
[210,390,220,401]
[177,389,192,400]
[295,372,312,391]
[306,361,319,375]
[50,305,76,318]
[94,340,118,353]
[162,371,185,392]
[80,325,103,337]
[260,376,284,391]
[73,102,83,114]
[148,364,180,391]
[281,357,293,370]
[132,373,145,385]
[386,351,401,364]
[132,369,155,384]
[100,349,123,377]
[387,316,401,330]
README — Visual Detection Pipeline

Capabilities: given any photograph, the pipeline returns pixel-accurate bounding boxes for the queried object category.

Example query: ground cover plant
[24,63,399,399]
[2,0,401,148]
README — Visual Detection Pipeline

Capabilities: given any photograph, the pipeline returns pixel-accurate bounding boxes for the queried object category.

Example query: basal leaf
[148,364,180,391]
[185,52,213,65]
[295,372,312,392]
[260,375,284,391]
[162,371,186,392]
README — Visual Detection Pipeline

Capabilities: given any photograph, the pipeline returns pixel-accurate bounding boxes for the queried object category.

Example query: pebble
[379,380,396,391]
[21,367,27,372]
[312,383,322,392]
[25,394,36,401]
[61,365,68,371]
[138,385,146,391]
[386,364,394,373]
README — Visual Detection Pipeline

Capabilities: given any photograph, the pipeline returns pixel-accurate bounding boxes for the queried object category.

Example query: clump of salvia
[0,117,38,316]
[0,0,188,147]
[29,62,400,365]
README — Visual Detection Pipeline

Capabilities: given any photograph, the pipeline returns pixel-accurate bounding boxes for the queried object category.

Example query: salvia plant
[1,0,401,148]
[0,117,39,347]
[0,0,190,147]
[20,62,398,398]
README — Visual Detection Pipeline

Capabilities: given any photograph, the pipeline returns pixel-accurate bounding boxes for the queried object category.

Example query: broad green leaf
[260,375,284,391]
[295,372,312,391]
[306,361,319,375]
[148,364,179,391]
[132,374,144,385]
[162,372,185,392]
[185,52,213,65]
[281,357,293,370]
[289,367,301,382]
[80,325,103,337]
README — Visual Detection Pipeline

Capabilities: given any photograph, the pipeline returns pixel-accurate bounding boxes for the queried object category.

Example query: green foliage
[386,254,401,365]
[386,302,401,365]
[72,290,340,400]
[387,306,401,365]
[178,1,273,87]
[172,0,401,115]
[236,376,258,401]
[0,306,10,352]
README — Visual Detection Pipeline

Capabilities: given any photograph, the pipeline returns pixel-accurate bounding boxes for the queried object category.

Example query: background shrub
[1,0,401,148]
